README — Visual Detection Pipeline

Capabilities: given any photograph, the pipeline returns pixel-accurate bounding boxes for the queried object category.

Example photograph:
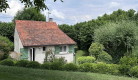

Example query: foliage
[94,20,138,63]
[59,9,138,52]
[89,42,105,59]
[78,63,97,72]
[62,63,78,71]
[119,56,138,75]
[0,50,4,60]
[41,62,51,69]
[0,0,63,12]
[0,36,14,60]
[78,63,119,75]
[12,7,46,22]
[44,49,55,63]
[0,59,14,66]
[50,62,64,70]
[78,56,95,64]
[0,22,14,42]
[129,66,138,77]
[75,50,89,64]
[26,61,41,69]
[97,51,112,64]
[54,57,67,64]
[15,60,29,67]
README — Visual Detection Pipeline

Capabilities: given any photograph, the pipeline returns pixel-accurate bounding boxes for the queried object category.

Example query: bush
[26,61,40,68]
[50,62,64,70]
[63,63,78,71]
[53,57,67,64]
[78,56,95,64]
[41,63,51,69]
[89,42,105,59]
[129,66,138,77]
[119,56,138,75]
[0,59,14,66]
[78,63,97,72]
[98,51,112,64]
[15,60,29,67]
[78,63,119,75]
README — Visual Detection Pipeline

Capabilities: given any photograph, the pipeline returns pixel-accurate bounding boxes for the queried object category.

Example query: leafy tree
[0,22,14,42]
[12,7,46,22]
[59,9,137,51]
[94,20,138,63]
[0,36,14,60]
[89,42,105,59]
[0,0,63,12]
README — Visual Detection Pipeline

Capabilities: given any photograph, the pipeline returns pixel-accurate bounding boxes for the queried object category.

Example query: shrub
[53,57,67,64]
[26,61,40,68]
[119,56,138,75]
[89,42,105,59]
[78,63,119,75]
[63,63,78,71]
[41,63,51,69]
[50,62,64,70]
[0,36,14,60]
[78,63,97,72]
[15,60,29,67]
[129,66,138,77]
[96,63,119,75]
[0,59,14,66]
[105,64,120,75]
[78,56,95,64]
[98,51,112,64]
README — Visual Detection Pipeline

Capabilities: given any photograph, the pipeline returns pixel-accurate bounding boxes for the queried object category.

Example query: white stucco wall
[14,27,23,53]
[28,45,74,64]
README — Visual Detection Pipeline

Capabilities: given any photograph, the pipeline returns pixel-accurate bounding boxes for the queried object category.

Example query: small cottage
[14,20,76,63]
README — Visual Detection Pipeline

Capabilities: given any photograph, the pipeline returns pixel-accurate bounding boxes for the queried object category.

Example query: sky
[0,0,138,25]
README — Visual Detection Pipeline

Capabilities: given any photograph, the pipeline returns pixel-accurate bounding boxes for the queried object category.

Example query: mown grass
[0,65,137,80]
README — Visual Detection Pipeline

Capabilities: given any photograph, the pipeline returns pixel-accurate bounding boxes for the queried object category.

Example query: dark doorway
[30,48,35,61]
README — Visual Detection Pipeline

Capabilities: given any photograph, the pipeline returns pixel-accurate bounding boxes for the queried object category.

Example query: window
[43,47,46,51]
[59,46,67,52]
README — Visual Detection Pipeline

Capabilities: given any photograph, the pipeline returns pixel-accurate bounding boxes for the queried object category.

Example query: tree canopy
[0,0,63,12]
[12,7,46,22]
[59,9,138,51]
[94,20,138,63]
[0,22,14,42]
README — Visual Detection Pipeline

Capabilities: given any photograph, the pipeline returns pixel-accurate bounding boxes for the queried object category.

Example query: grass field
[0,65,137,80]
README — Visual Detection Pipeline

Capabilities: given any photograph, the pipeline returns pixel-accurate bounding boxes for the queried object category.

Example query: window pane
[64,46,66,52]
[60,47,62,52]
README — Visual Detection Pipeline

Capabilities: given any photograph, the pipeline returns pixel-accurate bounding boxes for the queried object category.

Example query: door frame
[29,48,35,61]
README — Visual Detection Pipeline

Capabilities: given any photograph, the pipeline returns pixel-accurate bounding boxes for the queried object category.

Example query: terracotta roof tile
[15,20,76,46]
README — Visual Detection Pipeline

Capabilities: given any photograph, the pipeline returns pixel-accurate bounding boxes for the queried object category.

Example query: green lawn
[0,65,137,80]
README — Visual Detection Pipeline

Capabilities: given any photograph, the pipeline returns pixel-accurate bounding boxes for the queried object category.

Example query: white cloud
[51,9,65,19]
[3,0,24,17]
[70,15,92,23]
[109,2,121,10]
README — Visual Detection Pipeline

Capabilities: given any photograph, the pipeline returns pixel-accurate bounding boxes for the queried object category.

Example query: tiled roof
[15,20,76,46]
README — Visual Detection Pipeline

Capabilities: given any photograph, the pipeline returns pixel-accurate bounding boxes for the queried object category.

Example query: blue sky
[0,0,138,25]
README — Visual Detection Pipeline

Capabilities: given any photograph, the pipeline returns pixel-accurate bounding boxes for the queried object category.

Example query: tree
[94,20,138,63]
[89,42,105,60]
[12,7,46,22]
[0,0,63,12]
[0,22,14,42]
[0,36,14,60]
